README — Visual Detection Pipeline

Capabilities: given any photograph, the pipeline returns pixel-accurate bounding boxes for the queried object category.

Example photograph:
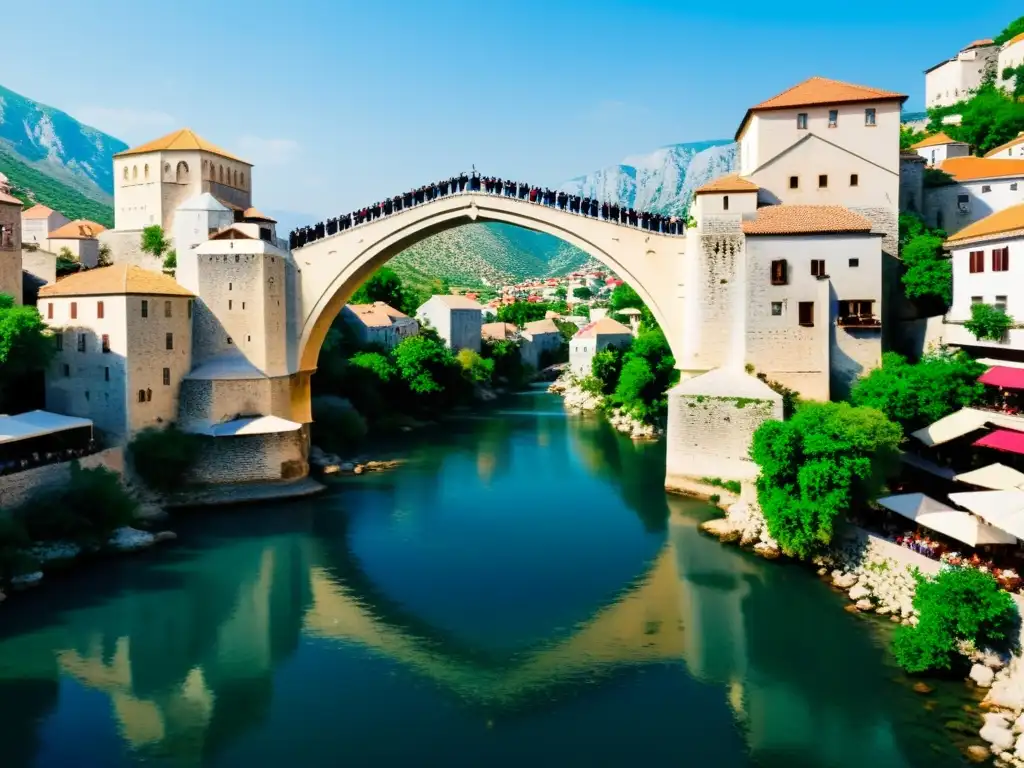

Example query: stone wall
[178,375,293,427]
[99,229,162,271]
[188,430,308,485]
[0,448,125,509]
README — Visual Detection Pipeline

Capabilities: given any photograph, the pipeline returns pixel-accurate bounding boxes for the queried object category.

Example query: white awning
[911,409,989,447]
[187,415,303,437]
[878,492,1017,546]
[0,410,93,444]
[950,490,1024,540]
[955,463,1024,491]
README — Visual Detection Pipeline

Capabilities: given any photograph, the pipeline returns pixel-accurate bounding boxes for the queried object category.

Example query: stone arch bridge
[292,191,689,374]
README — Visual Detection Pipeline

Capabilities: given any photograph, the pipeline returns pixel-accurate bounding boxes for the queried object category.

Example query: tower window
[789,176,799,189]
[723,195,729,211]
[818,175,828,188]
[97,300,104,319]
[165,300,172,318]
[796,113,808,129]
[70,302,77,320]
[163,367,171,386]
[828,110,838,127]
[47,303,53,319]
[798,302,815,327]
[105,367,110,382]
[165,332,174,350]
[141,300,149,318]
[864,108,876,126]
[850,174,859,187]
[138,389,146,403]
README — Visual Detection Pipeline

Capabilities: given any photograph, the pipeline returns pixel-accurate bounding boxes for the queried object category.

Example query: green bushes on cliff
[311,396,369,454]
[128,425,201,492]
[751,402,902,559]
[898,213,950,309]
[894,567,1018,674]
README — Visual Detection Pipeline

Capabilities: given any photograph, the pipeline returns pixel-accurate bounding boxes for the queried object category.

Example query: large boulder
[848,584,871,601]
[981,722,1016,752]
[972,664,997,688]
[832,572,858,589]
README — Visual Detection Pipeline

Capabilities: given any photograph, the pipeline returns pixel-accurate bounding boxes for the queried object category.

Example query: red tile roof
[694,174,760,195]
[742,205,874,235]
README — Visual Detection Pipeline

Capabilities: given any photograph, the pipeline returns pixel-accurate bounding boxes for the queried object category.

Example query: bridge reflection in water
[0,409,962,768]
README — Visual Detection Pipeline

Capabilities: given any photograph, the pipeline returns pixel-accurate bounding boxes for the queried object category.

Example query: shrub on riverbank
[129,425,201,492]
[17,463,137,545]
[751,402,902,559]
[850,350,986,432]
[894,567,1018,674]
[585,327,678,425]
[0,515,36,581]
[312,396,369,454]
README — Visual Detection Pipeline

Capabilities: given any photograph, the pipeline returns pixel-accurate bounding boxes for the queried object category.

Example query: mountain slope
[0,84,126,199]
[0,148,114,226]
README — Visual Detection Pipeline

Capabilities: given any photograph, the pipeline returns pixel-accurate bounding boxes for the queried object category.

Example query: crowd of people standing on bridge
[289,172,688,249]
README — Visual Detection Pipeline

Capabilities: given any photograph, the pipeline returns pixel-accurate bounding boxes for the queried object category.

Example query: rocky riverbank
[310,445,406,476]
[548,373,661,440]
[698,496,781,559]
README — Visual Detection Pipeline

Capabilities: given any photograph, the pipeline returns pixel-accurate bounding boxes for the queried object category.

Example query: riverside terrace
[290,172,688,248]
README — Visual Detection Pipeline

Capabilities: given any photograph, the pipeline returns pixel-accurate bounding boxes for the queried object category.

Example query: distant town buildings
[925,157,1024,235]
[910,133,970,166]
[986,133,1024,160]
[520,318,562,369]
[21,204,69,248]
[416,294,484,352]
[341,302,418,349]
[46,219,107,267]
[998,33,1024,97]
[925,40,998,109]
[570,317,633,377]
[481,321,518,342]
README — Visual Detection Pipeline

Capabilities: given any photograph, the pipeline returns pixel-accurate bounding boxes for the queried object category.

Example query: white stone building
[925,40,998,109]
[520,318,563,369]
[172,193,235,256]
[416,295,483,352]
[998,33,1024,96]
[341,302,418,349]
[101,128,253,269]
[21,204,69,248]
[909,132,971,166]
[986,133,1024,159]
[927,157,1024,236]
[941,203,1024,355]
[569,317,633,378]
[46,219,106,267]
[38,264,194,443]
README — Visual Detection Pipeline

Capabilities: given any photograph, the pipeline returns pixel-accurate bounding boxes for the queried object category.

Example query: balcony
[837,315,881,329]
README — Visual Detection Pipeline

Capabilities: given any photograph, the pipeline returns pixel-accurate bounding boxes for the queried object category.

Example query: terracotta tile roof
[114,128,250,165]
[946,203,1024,245]
[574,317,632,338]
[243,207,276,222]
[964,39,994,50]
[0,191,20,206]
[938,156,1024,182]
[737,76,907,138]
[523,318,560,335]
[47,219,106,240]
[694,174,760,195]
[22,203,55,219]
[741,205,874,235]
[38,264,194,298]
[482,322,518,340]
[345,304,395,328]
[985,133,1024,158]
[909,132,965,149]
[209,225,256,240]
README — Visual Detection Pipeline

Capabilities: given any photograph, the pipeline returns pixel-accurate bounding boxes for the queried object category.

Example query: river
[0,391,977,767]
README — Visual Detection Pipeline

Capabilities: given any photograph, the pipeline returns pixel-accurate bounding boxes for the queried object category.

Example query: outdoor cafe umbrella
[949,490,1024,540]
[954,463,1024,491]
[877,493,1017,547]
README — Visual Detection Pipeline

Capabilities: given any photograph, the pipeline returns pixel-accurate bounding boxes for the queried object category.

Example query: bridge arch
[292,192,687,372]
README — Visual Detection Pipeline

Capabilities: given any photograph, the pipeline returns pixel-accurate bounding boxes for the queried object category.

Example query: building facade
[925,40,998,109]
[46,219,106,268]
[416,295,483,352]
[0,180,22,304]
[910,133,971,166]
[926,157,1024,235]
[21,204,69,248]
[38,265,194,443]
[569,318,633,378]
[341,302,418,349]
[520,318,563,369]
[999,33,1024,96]
[986,133,1024,159]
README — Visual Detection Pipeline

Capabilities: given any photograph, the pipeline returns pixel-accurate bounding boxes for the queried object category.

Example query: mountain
[0,84,126,200]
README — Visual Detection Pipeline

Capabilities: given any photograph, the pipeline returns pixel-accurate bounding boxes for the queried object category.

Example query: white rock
[848,584,871,601]
[986,713,1012,729]
[973,665,997,688]
[28,541,81,562]
[832,572,858,589]
[108,527,156,552]
[1014,712,1024,734]
[876,606,892,616]
[10,571,43,588]
[1015,731,1024,753]
[982,723,1016,751]
[855,599,874,612]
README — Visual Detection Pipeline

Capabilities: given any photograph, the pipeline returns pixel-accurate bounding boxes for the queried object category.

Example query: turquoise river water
[0,391,979,767]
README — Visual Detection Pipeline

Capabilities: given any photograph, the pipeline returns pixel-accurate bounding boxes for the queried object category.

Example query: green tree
[751,402,902,559]
[97,243,113,267]
[964,302,1015,341]
[457,348,495,384]
[851,350,986,432]
[572,286,593,300]
[899,213,951,307]
[554,286,567,299]
[482,339,530,388]
[349,351,397,382]
[609,283,643,312]
[929,83,1024,156]
[0,295,55,412]
[393,334,464,406]
[1004,65,1024,100]
[590,346,624,395]
[894,567,1018,674]
[900,125,927,151]
[995,15,1024,46]
[496,301,551,327]
[311,395,369,454]
[351,266,421,316]
[140,225,170,260]
[128,425,201,492]
[609,327,679,423]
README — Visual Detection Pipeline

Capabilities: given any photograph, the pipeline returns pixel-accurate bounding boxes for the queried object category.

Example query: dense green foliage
[496,301,553,326]
[585,326,679,424]
[140,225,170,260]
[964,302,1015,341]
[311,396,369,454]
[572,286,593,300]
[751,402,902,559]
[1004,65,1024,100]
[163,250,177,271]
[0,294,55,412]
[850,351,986,432]
[995,15,1024,46]
[128,425,202,492]
[18,463,137,545]
[590,348,625,395]
[350,267,423,316]
[898,213,951,307]
[928,83,1024,157]
[482,339,530,387]
[899,125,927,151]
[0,149,114,227]
[894,567,1018,674]
[609,283,655,329]
[457,348,495,384]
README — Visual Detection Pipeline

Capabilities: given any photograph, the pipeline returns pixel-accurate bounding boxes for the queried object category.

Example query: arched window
[202,159,208,175]
[164,163,171,177]
[144,164,149,180]
[218,165,224,183]
[240,172,245,188]
[233,169,239,187]
[176,161,190,183]
[122,166,129,181]
[132,165,138,180]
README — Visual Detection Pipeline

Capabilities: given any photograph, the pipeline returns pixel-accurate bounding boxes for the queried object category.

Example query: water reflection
[0,396,970,767]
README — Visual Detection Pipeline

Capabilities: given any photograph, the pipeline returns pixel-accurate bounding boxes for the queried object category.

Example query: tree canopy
[928,83,1024,157]
[0,295,55,412]
[351,267,422,316]
[850,350,986,432]
[995,15,1024,46]
[899,213,951,308]
[751,402,902,559]
[964,302,1015,342]
[140,225,170,259]
[496,301,552,327]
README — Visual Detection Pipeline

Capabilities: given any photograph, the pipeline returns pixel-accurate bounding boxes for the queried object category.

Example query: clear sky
[4,1,1020,224]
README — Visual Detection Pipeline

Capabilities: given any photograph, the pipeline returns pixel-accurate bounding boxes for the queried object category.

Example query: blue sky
[4,1,1021,223]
